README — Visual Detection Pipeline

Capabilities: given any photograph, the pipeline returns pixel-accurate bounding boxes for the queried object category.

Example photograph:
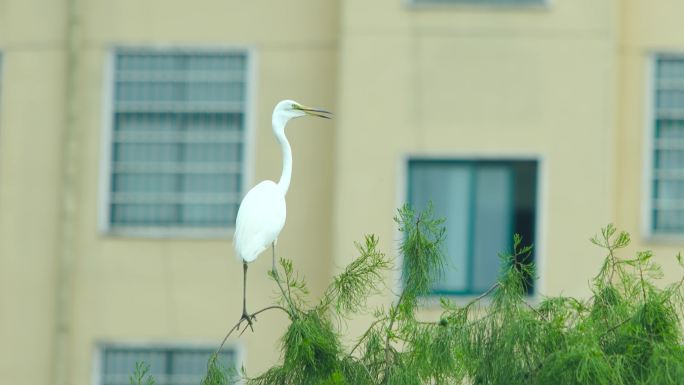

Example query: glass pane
[185,112,243,132]
[654,209,684,231]
[187,82,243,102]
[656,119,684,138]
[655,149,684,170]
[116,81,182,102]
[112,174,177,193]
[184,143,239,163]
[183,174,239,193]
[111,204,178,225]
[187,54,246,72]
[658,58,684,81]
[471,167,512,292]
[116,113,182,132]
[181,204,234,226]
[410,162,470,293]
[655,179,684,200]
[114,143,180,163]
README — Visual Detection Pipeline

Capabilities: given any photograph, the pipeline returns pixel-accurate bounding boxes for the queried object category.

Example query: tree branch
[270,268,299,316]
[464,282,500,310]
[349,316,389,356]
[599,316,632,342]
[382,290,406,382]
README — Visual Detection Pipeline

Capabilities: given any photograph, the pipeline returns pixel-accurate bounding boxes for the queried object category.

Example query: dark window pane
[408,159,537,295]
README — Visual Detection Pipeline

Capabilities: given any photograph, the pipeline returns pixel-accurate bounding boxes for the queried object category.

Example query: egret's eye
[291,104,300,110]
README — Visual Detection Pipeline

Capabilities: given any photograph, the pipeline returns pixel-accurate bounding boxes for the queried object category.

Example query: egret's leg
[242,261,248,316]
[271,242,276,275]
[240,261,254,330]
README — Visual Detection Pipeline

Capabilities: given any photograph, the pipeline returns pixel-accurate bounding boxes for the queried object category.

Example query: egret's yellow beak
[294,104,333,119]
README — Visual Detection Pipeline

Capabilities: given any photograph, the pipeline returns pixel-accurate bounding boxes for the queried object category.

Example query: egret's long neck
[273,119,292,195]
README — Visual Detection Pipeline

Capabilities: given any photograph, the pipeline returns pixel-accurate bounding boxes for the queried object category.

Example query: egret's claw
[238,311,256,335]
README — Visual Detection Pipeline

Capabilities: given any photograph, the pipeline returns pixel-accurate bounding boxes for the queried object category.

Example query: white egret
[233,99,331,325]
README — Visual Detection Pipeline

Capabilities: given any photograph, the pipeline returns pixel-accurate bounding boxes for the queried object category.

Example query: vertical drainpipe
[53,0,81,384]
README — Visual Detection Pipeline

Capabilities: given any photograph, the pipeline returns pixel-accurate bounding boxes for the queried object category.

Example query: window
[106,49,249,234]
[407,159,538,295]
[410,0,546,6]
[99,344,237,385]
[651,55,684,235]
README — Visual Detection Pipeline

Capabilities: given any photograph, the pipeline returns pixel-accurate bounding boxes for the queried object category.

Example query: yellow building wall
[0,1,67,385]
[617,0,684,283]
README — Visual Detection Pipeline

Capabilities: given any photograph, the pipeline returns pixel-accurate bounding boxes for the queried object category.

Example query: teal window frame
[407,158,538,296]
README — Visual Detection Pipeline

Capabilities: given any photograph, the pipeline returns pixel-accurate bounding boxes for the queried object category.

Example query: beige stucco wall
[0,1,67,385]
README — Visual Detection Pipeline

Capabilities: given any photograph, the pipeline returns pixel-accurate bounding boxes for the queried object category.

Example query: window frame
[404,0,551,10]
[642,53,684,242]
[398,154,545,303]
[91,340,243,385]
[98,45,256,239]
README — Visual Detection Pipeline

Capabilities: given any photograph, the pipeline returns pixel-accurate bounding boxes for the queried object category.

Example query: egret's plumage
[233,100,330,264]
[234,180,286,263]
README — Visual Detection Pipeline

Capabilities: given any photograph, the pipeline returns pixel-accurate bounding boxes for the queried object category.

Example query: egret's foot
[238,311,256,334]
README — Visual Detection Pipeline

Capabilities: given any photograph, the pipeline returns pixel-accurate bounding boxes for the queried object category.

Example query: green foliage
[134,207,684,385]
[129,362,155,385]
[200,355,236,385]
[396,203,446,317]
[321,234,392,317]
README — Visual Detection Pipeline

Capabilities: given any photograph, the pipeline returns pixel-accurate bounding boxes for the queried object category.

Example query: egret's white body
[234,180,286,263]
[233,99,330,322]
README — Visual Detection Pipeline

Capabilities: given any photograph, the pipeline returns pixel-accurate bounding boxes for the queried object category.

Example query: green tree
[135,206,684,385]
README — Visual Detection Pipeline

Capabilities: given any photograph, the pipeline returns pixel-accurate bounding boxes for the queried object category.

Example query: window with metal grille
[99,345,237,385]
[107,49,249,233]
[652,55,684,234]
[407,159,538,295]
[411,0,546,6]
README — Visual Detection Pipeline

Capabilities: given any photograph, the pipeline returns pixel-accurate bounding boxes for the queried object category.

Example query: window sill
[643,233,684,246]
[417,292,540,309]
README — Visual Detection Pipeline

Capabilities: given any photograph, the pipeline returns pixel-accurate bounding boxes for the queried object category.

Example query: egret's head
[273,99,332,126]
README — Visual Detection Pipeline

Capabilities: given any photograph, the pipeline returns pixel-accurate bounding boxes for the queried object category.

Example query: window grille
[407,159,538,295]
[108,50,248,232]
[652,55,684,234]
[100,345,236,385]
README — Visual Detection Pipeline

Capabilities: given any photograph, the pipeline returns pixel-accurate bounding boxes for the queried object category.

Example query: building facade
[1,1,683,384]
